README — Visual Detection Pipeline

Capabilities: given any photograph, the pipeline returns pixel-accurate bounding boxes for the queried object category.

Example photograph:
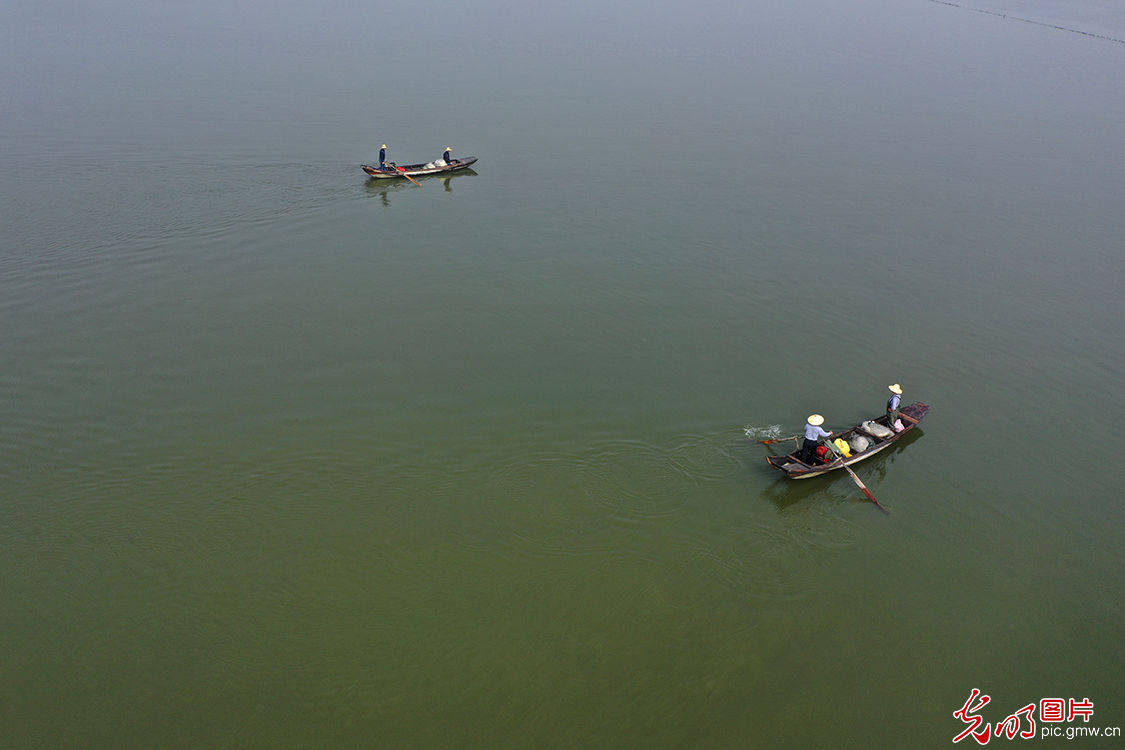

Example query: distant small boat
[361,156,478,179]
[765,402,930,479]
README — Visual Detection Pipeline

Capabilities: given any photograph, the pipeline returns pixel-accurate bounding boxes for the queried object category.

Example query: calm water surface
[2,0,1123,747]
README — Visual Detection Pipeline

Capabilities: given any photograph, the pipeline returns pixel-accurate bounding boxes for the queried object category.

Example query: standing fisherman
[801,414,832,465]
[379,144,388,171]
[886,384,903,426]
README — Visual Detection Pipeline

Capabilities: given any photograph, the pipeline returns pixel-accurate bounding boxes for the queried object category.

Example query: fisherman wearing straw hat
[442,146,453,165]
[800,414,833,465]
[379,145,388,171]
[886,384,903,426]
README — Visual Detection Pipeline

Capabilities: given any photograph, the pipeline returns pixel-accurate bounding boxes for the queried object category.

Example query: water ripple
[442,430,858,603]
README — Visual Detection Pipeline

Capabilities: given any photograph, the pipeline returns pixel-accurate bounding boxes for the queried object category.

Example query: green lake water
[2,0,1123,746]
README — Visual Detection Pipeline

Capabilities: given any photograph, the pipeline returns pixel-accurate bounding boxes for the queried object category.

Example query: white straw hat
[888,384,902,395]
[807,414,824,426]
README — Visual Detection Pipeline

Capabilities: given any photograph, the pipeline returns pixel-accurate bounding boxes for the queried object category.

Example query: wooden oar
[823,440,889,514]
[387,162,422,187]
[759,434,800,445]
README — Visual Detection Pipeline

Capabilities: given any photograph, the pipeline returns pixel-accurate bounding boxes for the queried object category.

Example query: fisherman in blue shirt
[379,144,388,171]
[443,147,452,165]
[801,414,832,464]
[886,383,903,425]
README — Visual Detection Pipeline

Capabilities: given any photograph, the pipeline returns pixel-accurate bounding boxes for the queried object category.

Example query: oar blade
[826,443,890,514]
[861,486,890,514]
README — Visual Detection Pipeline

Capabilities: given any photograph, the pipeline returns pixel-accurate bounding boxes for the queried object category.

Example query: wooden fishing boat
[765,402,929,479]
[361,156,478,179]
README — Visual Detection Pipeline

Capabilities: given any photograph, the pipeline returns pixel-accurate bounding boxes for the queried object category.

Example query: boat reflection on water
[365,169,479,206]
[760,427,925,513]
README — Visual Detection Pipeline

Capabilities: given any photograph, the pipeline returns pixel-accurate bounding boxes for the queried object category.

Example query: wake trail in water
[926,0,1125,45]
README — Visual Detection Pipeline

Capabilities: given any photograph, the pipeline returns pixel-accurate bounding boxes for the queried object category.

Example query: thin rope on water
[926,0,1125,45]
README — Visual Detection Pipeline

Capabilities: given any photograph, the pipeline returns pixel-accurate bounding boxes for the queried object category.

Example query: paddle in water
[823,440,889,514]
[387,162,422,187]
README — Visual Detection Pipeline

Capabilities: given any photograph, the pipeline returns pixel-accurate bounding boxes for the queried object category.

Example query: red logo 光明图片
[953,690,1100,744]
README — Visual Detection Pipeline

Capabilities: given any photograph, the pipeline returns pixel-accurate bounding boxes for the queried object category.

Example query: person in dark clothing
[800,414,832,464]
[379,145,388,170]
[443,147,452,165]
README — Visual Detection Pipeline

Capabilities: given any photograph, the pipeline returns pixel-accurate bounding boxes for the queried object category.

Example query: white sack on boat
[862,420,894,439]
[849,434,871,453]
